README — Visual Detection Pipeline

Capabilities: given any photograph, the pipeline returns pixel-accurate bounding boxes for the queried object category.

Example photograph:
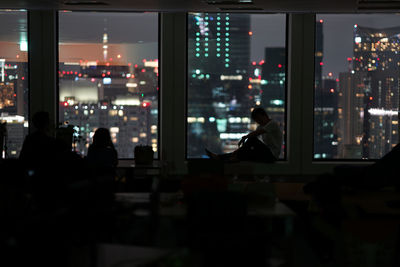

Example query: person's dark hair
[92,128,115,149]
[32,111,50,131]
[251,107,269,120]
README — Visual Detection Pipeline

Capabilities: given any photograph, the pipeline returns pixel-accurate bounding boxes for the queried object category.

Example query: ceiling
[0,0,399,13]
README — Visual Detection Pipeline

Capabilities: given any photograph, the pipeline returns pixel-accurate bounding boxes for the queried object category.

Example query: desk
[116,161,165,192]
[115,192,295,218]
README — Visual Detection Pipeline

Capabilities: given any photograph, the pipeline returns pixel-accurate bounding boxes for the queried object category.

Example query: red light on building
[249,77,253,81]
[21,77,25,80]
[319,19,324,23]
[319,62,324,66]
[141,69,146,73]
[134,64,138,68]
[347,57,352,61]
[260,60,265,65]
[102,73,106,77]
[74,72,78,75]
[142,59,147,63]
[106,63,110,66]
[78,73,82,77]
[330,89,334,93]
[62,71,66,74]
[377,58,380,61]
[91,78,95,82]
[328,72,332,77]
[128,63,132,66]
[107,71,111,75]
[278,64,282,68]
[248,31,253,36]
[13,94,16,97]
[63,102,69,107]
[248,85,252,89]
[336,79,339,82]
[369,97,373,100]
[252,61,256,66]
[142,102,150,107]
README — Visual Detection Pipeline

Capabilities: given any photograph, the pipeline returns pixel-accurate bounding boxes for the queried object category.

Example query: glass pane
[187,13,286,158]
[314,14,400,159]
[0,10,29,158]
[59,12,159,158]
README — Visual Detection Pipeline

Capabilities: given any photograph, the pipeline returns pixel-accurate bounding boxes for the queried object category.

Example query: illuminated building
[59,62,159,158]
[337,72,365,158]
[187,13,251,156]
[314,20,339,159]
[352,25,400,158]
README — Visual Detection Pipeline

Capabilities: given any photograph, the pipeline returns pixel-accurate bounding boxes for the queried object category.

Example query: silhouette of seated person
[19,111,58,175]
[87,128,118,175]
[206,107,282,163]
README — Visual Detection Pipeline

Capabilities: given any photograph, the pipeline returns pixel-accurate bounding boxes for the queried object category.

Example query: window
[187,13,286,158]
[0,10,29,158]
[58,12,159,158]
[314,14,400,159]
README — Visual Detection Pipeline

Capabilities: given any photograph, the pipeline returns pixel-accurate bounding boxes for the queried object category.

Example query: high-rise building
[187,13,251,156]
[352,25,400,158]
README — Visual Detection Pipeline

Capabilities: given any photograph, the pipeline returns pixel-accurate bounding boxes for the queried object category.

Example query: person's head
[251,107,270,125]
[92,128,113,148]
[32,111,50,132]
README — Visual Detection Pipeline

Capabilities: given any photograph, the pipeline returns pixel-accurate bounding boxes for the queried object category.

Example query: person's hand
[238,135,248,147]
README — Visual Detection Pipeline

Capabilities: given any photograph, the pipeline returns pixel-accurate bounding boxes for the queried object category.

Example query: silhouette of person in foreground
[87,128,118,174]
[206,107,282,163]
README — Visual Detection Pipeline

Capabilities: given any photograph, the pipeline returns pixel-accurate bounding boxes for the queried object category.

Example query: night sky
[2,11,400,78]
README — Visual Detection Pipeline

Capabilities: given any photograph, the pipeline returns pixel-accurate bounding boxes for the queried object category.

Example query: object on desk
[134,145,154,165]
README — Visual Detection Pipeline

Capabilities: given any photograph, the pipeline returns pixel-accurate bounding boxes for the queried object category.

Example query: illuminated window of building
[314,14,400,159]
[0,10,28,159]
[187,13,287,158]
[58,12,159,158]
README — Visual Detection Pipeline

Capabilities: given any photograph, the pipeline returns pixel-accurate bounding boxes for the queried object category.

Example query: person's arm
[238,128,266,147]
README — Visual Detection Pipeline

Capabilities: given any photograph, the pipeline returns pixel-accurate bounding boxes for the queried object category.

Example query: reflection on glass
[0,10,29,158]
[314,14,400,159]
[59,12,159,158]
[187,13,286,158]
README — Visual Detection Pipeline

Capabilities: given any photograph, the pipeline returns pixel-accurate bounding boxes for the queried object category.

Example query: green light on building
[205,37,208,41]
[196,43,200,46]
[217,17,221,20]
[225,48,229,52]
[217,48,221,51]
[205,48,209,51]
[225,27,229,31]
[217,43,220,46]
[196,53,200,57]
[205,43,208,46]
[225,53,229,57]
[225,33,229,36]
[205,53,209,57]
[206,74,210,78]
[225,38,229,41]
[217,38,221,41]
[196,48,200,51]
[225,58,230,62]
[217,53,221,57]
[196,32,200,36]
[205,16,209,20]
[217,27,221,30]
[226,22,229,25]
[217,22,221,25]
[192,74,196,78]
[196,37,200,41]
[225,63,229,68]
